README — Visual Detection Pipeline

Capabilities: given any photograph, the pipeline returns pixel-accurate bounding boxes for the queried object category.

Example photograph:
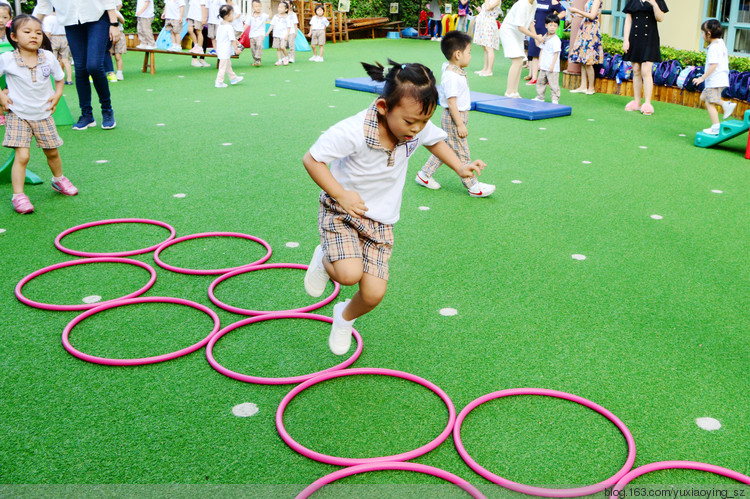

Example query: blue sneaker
[72,115,96,130]
[101,110,116,130]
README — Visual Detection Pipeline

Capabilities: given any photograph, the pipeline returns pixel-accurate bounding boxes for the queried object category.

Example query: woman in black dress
[623,0,668,115]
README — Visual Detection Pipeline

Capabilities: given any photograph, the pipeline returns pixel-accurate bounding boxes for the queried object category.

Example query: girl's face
[222,8,233,20]
[0,10,11,27]
[702,29,711,42]
[315,7,324,16]
[377,96,434,143]
[278,3,287,14]
[11,20,43,51]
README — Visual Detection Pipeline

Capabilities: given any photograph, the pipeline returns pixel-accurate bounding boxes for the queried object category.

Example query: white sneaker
[289,57,295,63]
[309,55,317,61]
[230,76,244,85]
[191,59,202,67]
[169,44,182,52]
[215,81,228,88]
[317,57,324,62]
[189,45,204,54]
[115,71,123,80]
[135,43,153,50]
[200,59,211,67]
[304,245,330,297]
[723,101,737,120]
[532,96,545,102]
[551,100,559,105]
[415,171,441,190]
[468,182,496,198]
[329,300,353,355]
[703,124,720,135]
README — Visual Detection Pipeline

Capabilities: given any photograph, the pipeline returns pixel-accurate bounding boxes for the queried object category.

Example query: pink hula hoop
[153,232,272,275]
[296,462,487,499]
[276,367,456,466]
[208,263,340,315]
[206,312,362,385]
[54,218,177,257]
[62,296,221,366]
[15,257,157,311]
[610,461,750,497]
[453,388,637,497]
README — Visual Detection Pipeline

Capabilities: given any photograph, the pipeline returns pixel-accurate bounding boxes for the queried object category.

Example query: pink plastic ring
[54,218,177,257]
[453,388,637,497]
[62,296,221,366]
[15,257,157,311]
[296,462,487,499]
[609,461,750,497]
[208,263,340,315]
[206,312,362,384]
[153,232,272,275]
[276,367,456,466]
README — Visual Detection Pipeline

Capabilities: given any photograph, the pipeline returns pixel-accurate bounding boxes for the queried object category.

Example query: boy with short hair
[162,0,185,52]
[693,19,736,135]
[533,13,562,104]
[415,30,495,198]
[247,0,269,66]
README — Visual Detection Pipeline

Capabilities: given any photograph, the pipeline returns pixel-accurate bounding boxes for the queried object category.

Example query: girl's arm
[423,141,486,178]
[47,78,65,112]
[303,152,368,217]
[484,0,501,10]
[694,63,717,84]
[647,0,665,22]
[202,6,208,24]
[622,13,632,52]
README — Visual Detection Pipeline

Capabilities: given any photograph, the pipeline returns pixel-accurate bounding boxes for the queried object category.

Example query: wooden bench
[345,17,390,40]
[128,47,238,75]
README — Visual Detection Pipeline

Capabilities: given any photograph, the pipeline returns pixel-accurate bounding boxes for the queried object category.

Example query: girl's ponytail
[361,61,387,82]
[361,59,438,115]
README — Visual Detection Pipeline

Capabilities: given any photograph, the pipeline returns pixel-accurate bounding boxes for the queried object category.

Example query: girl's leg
[216,59,228,83]
[11,148,30,195]
[226,61,237,80]
[585,64,595,92]
[196,29,204,48]
[482,46,489,73]
[288,35,296,61]
[507,57,523,94]
[706,101,720,125]
[641,61,654,106]
[486,46,495,74]
[188,25,198,45]
[631,62,643,104]
[319,44,324,58]
[277,48,283,61]
[115,53,123,72]
[577,66,588,92]
[43,148,63,178]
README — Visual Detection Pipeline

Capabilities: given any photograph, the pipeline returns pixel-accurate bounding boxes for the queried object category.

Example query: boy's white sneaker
[723,101,737,119]
[329,300,354,355]
[309,55,317,61]
[215,81,228,88]
[316,57,324,62]
[468,182,496,198]
[703,124,720,135]
[415,171,441,190]
[191,59,202,67]
[304,245,330,297]
[115,71,123,80]
[200,59,211,67]
[532,96,545,102]
[169,44,181,52]
[552,100,559,105]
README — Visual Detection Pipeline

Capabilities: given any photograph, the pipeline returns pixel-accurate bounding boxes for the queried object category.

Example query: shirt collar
[13,49,45,83]
[363,100,408,167]
[446,64,467,77]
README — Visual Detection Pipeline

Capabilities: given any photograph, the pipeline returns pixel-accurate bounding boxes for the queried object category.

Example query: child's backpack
[653,60,669,85]
[676,66,696,89]
[664,60,683,87]
[732,71,750,102]
[616,60,633,84]
[683,66,705,93]
[722,70,739,99]
[606,54,623,79]
[598,53,613,78]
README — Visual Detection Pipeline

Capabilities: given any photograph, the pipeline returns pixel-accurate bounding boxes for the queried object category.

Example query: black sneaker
[101,109,116,130]
[72,115,96,130]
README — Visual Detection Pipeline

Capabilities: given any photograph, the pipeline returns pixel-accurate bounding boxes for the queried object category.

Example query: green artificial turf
[0,38,748,495]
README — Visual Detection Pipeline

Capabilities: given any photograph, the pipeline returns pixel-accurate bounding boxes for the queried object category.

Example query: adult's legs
[584,64,595,92]
[66,14,112,118]
[641,61,654,106]
[631,62,643,104]
[506,56,523,95]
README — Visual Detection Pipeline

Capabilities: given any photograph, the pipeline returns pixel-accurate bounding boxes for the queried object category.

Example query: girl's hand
[458,160,486,178]
[692,76,704,84]
[337,190,368,218]
[46,96,59,113]
[457,123,468,138]
[0,89,12,112]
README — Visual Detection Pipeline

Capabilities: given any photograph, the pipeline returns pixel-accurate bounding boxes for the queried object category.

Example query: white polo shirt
[439,62,470,111]
[136,0,154,18]
[705,39,729,89]
[42,14,67,35]
[0,50,64,121]
[207,0,221,25]
[309,104,447,225]
[34,0,117,26]
[310,15,329,30]
[270,14,289,38]
[247,12,269,37]
[539,34,561,72]
[163,0,185,21]
[186,0,206,22]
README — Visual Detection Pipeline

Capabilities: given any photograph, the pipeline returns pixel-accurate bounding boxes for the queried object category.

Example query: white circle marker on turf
[418,206,430,211]
[333,89,339,92]
[511,180,522,184]
[270,94,276,97]
[194,100,200,103]
[439,308,458,316]
[146,89,153,91]
[222,143,232,146]
[679,134,686,137]
[588,119,595,122]
[0,228,6,234]
[539,127,547,130]
[571,254,587,260]
[582,161,592,164]
[82,295,102,304]
[178,75,184,78]
[329,105,335,108]
[285,80,290,82]
[95,160,109,164]
[695,417,721,431]
[251,113,258,116]
[173,193,186,198]
[285,242,300,248]
[639,146,648,149]
[233,403,259,417]
[711,190,723,194]
[651,214,663,220]
[479,137,488,140]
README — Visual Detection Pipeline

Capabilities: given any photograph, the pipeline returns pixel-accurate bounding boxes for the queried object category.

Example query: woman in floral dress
[569,0,603,94]
[473,0,503,76]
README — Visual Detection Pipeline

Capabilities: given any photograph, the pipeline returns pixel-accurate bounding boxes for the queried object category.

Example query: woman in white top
[499,0,543,97]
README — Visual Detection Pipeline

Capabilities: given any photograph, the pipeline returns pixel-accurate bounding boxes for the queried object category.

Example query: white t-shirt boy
[309,104,447,224]
[539,34,561,72]
[438,62,471,111]
[310,15,329,31]
[0,50,65,121]
[705,38,729,89]
[248,12,269,37]
[42,14,66,36]
[186,0,206,22]
[163,0,185,21]
[136,0,154,18]
[207,0,221,25]
[270,15,289,38]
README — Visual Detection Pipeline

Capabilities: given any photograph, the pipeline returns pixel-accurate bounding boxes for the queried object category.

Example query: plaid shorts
[3,112,63,149]
[272,36,285,48]
[165,19,182,34]
[110,32,127,54]
[188,19,203,30]
[50,34,70,59]
[207,24,218,39]
[701,87,725,104]
[318,192,394,281]
[310,29,325,46]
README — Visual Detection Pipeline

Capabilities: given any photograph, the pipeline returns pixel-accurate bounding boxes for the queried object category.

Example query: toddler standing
[533,13,561,104]
[186,0,207,54]
[135,0,156,49]
[267,1,290,66]
[0,3,11,43]
[308,4,329,62]
[693,19,736,135]
[206,0,221,53]
[215,4,243,88]
[162,0,185,52]
[246,0,268,66]
[416,31,495,198]
[286,4,298,63]
[1,15,77,214]
[41,8,72,84]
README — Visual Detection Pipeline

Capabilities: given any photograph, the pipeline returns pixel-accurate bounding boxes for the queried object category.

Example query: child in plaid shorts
[693,19,736,135]
[303,59,488,355]
[1,15,78,214]
[416,31,495,198]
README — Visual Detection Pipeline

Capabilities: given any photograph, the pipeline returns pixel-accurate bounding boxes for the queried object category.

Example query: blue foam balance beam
[469,92,509,110]
[474,98,572,120]
[694,110,750,148]
[335,77,385,94]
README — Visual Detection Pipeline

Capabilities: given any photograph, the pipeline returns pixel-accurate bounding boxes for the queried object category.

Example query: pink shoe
[624,100,641,112]
[51,176,78,196]
[640,102,654,116]
[12,193,34,214]
[0,114,5,126]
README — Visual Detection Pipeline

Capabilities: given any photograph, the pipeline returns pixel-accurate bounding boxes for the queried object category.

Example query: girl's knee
[360,283,386,307]
[331,260,363,286]
[43,148,60,159]
[15,149,30,163]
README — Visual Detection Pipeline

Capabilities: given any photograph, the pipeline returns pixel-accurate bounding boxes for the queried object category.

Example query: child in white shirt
[186,0,206,54]
[206,0,221,53]
[1,14,78,214]
[246,0,269,66]
[533,13,561,104]
[693,19,736,135]
[135,0,156,49]
[266,1,290,65]
[41,9,72,85]
[215,4,243,88]
[0,3,11,44]
[286,5,298,63]
[303,60,486,354]
[161,0,185,52]
[308,4,329,62]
